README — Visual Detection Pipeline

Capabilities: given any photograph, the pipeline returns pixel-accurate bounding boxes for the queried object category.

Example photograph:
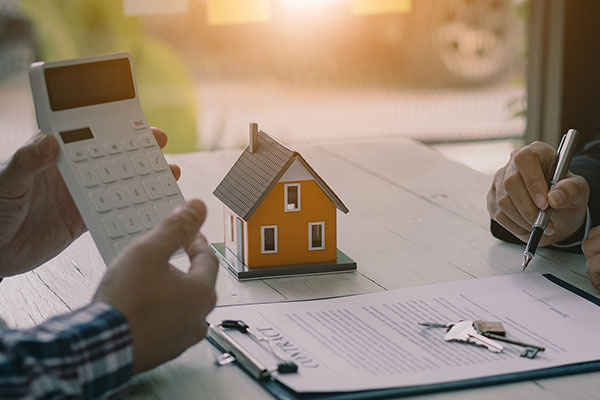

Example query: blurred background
[0,0,529,174]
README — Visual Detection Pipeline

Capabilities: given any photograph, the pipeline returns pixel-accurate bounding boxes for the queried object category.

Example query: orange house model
[210,123,357,280]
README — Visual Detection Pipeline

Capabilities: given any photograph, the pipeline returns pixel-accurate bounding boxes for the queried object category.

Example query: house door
[236,217,244,262]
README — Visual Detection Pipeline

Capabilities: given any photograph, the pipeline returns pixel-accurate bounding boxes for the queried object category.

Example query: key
[479,331,545,358]
[472,320,545,358]
[444,320,503,353]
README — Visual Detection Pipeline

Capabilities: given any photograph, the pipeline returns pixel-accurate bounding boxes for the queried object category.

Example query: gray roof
[213,130,349,221]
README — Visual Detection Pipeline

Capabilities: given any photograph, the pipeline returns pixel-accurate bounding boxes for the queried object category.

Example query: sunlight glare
[281,0,343,10]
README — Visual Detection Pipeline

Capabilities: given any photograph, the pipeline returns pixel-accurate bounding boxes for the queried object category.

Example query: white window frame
[284,183,301,212]
[308,222,325,251]
[229,215,234,242]
[261,225,278,254]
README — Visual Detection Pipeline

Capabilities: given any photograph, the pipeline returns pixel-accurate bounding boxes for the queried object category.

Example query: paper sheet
[206,273,600,393]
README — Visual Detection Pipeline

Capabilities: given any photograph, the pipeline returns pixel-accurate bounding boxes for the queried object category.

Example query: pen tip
[522,253,532,271]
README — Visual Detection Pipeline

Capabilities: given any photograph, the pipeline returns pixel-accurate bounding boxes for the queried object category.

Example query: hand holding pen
[522,129,580,269]
[487,130,590,267]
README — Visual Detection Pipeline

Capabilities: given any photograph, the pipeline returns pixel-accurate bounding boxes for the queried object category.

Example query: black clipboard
[207,274,600,400]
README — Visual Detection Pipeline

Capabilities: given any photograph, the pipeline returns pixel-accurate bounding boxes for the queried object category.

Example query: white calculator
[29,52,186,265]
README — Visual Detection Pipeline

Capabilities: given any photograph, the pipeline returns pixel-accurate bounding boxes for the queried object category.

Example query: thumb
[548,173,590,209]
[142,200,208,264]
[0,133,58,197]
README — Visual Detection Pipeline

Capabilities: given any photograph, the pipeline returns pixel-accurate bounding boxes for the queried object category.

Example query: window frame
[308,221,325,251]
[284,183,301,212]
[261,225,278,254]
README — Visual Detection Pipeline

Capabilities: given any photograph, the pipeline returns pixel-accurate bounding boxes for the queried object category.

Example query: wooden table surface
[1,139,597,399]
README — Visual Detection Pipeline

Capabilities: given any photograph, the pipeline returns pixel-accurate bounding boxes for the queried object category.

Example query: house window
[261,225,278,254]
[308,222,325,250]
[284,183,301,212]
[229,215,234,242]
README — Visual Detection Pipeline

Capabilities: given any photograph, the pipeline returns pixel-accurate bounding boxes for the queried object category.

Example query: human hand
[487,141,589,246]
[93,199,218,374]
[0,128,181,277]
[582,227,600,291]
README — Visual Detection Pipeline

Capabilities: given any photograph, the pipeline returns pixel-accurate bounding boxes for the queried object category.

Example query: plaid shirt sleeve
[0,302,134,399]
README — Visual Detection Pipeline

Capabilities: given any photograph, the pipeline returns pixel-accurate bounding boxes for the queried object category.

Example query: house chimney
[249,122,259,153]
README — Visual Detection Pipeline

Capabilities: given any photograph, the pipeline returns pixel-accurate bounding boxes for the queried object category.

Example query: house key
[444,320,503,353]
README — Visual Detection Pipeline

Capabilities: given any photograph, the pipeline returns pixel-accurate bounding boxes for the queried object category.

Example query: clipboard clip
[208,319,298,380]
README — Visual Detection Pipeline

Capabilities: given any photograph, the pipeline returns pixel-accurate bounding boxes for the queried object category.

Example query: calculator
[29,52,186,265]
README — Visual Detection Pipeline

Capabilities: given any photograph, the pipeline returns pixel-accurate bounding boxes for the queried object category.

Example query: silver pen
[522,129,580,270]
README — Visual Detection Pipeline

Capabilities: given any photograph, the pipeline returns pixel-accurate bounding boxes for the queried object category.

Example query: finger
[503,165,540,225]
[143,200,208,264]
[547,173,590,209]
[187,232,219,287]
[169,164,181,180]
[0,133,59,197]
[492,209,530,241]
[588,226,600,240]
[513,142,556,209]
[151,127,168,149]
[583,234,600,257]
[586,257,600,291]
[494,179,532,232]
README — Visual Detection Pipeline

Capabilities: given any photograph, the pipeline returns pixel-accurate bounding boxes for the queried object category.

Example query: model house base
[210,242,357,280]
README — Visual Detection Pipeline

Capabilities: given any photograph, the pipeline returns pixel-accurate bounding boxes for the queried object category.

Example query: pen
[522,129,580,270]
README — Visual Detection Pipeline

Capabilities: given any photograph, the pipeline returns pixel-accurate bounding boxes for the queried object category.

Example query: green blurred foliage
[20,0,198,153]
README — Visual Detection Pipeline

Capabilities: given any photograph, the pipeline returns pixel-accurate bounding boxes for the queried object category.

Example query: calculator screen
[44,58,135,111]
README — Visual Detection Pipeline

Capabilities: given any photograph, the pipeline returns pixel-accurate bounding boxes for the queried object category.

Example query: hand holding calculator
[29,52,186,265]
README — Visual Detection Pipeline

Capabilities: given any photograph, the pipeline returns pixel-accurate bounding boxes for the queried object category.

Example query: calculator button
[139,133,155,148]
[103,215,126,238]
[131,154,152,175]
[142,178,164,200]
[158,174,178,196]
[138,206,159,229]
[69,149,88,162]
[122,137,140,151]
[97,161,118,183]
[121,211,143,234]
[79,165,101,187]
[148,150,168,172]
[126,181,147,204]
[90,190,112,212]
[155,202,172,220]
[88,144,105,158]
[114,158,135,179]
[130,119,147,130]
[106,141,124,155]
[109,186,131,209]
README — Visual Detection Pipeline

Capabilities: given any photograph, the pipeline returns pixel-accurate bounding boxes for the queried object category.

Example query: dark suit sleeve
[490,137,600,254]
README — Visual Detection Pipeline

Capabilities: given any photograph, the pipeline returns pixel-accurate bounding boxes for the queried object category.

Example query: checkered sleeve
[0,302,133,399]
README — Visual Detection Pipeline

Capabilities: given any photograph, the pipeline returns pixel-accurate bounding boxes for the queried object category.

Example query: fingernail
[545,226,554,236]
[548,190,566,207]
[535,194,548,209]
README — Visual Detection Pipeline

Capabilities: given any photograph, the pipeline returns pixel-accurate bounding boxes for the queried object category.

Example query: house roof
[213,130,349,221]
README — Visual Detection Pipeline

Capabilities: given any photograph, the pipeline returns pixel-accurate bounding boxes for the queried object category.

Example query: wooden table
[1,139,597,399]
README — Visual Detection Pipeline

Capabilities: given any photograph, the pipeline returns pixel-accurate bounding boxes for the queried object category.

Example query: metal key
[472,320,545,358]
[444,320,503,353]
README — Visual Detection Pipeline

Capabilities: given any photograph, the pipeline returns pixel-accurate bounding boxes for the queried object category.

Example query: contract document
[206,273,600,393]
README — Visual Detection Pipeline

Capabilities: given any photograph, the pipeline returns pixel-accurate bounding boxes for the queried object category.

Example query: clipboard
[207,274,600,400]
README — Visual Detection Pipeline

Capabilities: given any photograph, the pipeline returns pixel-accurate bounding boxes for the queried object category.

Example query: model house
[212,123,355,278]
